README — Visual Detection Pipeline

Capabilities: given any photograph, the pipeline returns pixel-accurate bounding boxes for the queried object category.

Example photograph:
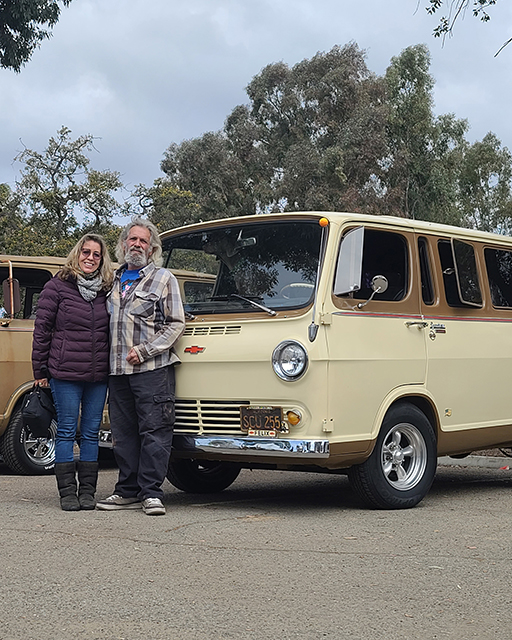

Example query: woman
[32,234,113,511]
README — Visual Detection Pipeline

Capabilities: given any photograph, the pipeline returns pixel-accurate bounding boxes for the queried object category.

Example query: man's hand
[126,348,141,365]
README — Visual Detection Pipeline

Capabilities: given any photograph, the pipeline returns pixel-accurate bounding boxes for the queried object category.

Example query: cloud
[1,0,512,192]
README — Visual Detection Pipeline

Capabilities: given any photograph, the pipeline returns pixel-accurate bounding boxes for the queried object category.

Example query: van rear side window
[418,237,434,305]
[0,267,52,319]
[485,248,512,308]
[438,239,482,308]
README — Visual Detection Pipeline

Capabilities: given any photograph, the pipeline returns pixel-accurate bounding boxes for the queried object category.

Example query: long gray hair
[115,216,163,266]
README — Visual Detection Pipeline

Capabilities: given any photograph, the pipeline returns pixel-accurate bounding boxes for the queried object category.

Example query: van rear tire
[0,406,56,475]
[348,403,437,509]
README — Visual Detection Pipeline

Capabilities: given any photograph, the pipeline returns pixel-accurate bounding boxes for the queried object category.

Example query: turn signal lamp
[319,217,329,227]
[286,410,302,426]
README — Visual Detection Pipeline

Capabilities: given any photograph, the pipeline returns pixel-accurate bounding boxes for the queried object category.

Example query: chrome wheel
[381,422,427,491]
[22,418,57,469]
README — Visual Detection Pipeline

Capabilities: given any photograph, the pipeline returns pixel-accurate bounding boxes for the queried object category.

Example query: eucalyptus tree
[383,44,468,224]
[458,133,512,233]
[159,41,512,232]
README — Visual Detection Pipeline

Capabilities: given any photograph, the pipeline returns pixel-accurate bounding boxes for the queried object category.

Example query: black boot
[77,461,99,510]
[55,462,80,511]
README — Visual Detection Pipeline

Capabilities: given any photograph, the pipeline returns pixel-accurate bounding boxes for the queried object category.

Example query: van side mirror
[357,275,389,309]
[2,278,21,317]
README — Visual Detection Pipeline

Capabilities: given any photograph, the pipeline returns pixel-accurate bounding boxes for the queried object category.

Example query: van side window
[438,239,482,307]
[353,230,408,302]
[484,248,512,308]
[0,267,52,319]
[418,237,434,305]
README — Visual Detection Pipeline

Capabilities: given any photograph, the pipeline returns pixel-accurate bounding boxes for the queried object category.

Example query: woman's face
[79,240,102,275]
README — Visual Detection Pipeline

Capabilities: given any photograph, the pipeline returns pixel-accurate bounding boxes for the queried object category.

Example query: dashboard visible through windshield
[162,220,323,314]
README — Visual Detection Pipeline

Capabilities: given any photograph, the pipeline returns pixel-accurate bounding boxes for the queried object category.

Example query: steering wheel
[279,283,315,299]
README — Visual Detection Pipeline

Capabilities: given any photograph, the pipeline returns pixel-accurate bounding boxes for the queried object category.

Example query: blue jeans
[50,378,108,463]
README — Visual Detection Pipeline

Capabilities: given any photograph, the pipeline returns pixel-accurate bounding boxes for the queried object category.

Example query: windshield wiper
[230,294,276,316]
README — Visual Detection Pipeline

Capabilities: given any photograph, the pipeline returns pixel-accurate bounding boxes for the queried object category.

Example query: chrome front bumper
[99,430,330,459]
[174,434,330,458]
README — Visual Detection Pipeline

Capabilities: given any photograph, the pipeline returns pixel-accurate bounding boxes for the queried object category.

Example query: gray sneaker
[142,497,166,516]
[96,494,141,510]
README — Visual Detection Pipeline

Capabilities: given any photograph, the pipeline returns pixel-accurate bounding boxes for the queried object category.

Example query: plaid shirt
[108,262,185,375]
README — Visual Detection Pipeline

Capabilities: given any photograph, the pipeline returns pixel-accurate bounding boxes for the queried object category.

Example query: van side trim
[173,434,330,458]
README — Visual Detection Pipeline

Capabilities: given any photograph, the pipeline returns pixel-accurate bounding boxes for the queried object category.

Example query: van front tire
[348,403,437,509]
[0,407,56,475]
[166,458,241,493]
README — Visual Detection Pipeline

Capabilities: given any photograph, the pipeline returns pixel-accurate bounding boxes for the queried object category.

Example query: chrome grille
[175,399,249,433]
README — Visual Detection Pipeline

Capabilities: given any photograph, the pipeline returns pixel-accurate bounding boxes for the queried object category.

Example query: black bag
[21,385,56,438]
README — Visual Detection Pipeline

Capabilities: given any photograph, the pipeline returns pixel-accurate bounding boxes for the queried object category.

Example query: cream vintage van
[155,212,512,509]
[0,256,215,475]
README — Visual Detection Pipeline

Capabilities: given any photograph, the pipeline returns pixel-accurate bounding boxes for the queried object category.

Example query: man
[97,217,185,516]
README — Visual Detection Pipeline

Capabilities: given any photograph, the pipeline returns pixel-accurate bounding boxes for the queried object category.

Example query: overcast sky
[1,0,512,205]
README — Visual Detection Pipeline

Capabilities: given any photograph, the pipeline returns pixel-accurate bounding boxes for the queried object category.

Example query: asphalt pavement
[1,456,512,640]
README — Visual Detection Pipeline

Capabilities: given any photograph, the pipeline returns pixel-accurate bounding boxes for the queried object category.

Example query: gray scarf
[76,272,103,301]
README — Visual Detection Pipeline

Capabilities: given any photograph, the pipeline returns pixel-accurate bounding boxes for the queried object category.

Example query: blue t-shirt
[120,268,141,298]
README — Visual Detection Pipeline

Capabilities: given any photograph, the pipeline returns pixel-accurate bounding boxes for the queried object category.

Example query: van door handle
[405,321,428,329]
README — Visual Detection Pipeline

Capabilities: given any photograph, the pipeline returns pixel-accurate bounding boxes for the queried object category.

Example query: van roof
[0,255,67,267]
[160,211,512,245]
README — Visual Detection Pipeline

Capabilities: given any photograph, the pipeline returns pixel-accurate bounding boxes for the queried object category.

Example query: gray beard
[124,249,148,268]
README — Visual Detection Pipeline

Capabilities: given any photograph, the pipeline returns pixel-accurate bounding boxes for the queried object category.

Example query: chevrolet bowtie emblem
[184,346,206,354]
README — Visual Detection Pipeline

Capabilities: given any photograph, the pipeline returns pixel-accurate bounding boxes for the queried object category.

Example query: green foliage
[134,179,203,231]
[383,44,469,224]
[161,43,389,217]
[427,1,497,38]
[157,42,512,233]
[161,132,255,220]
[13,126,126,256]
[458,133,512,233]
[0,0,72,72]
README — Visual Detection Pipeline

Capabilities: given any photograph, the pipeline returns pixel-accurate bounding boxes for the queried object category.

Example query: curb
[438,455,511,469]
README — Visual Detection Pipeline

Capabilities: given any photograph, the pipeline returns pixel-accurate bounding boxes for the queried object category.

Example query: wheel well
[386,396,439,443]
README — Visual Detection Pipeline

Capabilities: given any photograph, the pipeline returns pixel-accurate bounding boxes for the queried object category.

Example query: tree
[133,179,202,232]
[0,0,72,72]
[458,133,512,233]
[425,1,511,54]
[426,1,496,36]
[162,43,389,217]
[0,183,25,254]
[383,44,469,224]
[15,126,126,256]
[158,42,512,232]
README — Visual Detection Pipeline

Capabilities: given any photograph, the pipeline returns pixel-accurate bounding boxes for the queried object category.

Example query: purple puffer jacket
[32,274,110,382]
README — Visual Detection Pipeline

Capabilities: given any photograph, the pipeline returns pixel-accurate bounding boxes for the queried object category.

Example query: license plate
[240,406,282,435]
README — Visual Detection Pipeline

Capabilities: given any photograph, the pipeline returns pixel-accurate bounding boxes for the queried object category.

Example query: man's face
[124,225,153,268]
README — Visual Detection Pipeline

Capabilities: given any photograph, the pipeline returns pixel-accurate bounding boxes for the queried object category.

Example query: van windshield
[162,220,323,314]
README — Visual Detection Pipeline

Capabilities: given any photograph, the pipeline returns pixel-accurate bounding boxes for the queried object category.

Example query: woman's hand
[35,378,49,388]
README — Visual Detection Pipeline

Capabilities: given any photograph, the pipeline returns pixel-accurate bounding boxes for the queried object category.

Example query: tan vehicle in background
[146,211,512,509]
[0,255,214,475]
[0,256,64,474]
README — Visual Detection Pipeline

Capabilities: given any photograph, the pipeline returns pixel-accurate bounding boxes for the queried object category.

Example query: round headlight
[272,340,308,381]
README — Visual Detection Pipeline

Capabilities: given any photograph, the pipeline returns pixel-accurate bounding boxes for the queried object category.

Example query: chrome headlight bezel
[272,340,308,382]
